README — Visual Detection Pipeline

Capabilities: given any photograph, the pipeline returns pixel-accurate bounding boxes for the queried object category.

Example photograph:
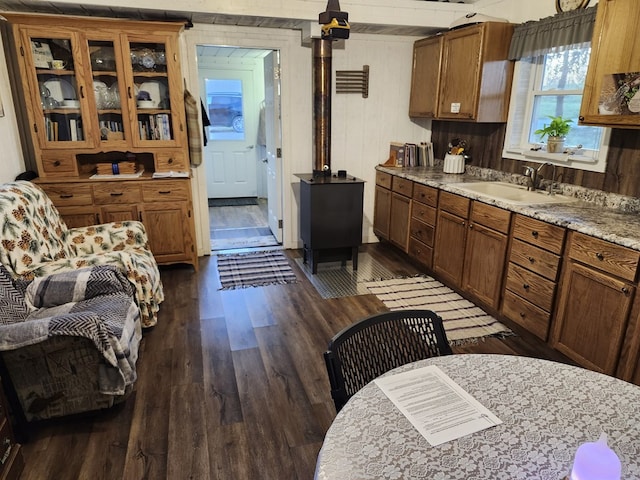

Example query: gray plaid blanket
[0,266,142,395]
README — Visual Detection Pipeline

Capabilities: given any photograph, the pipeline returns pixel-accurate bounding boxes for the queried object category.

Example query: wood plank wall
[432,121,640,198]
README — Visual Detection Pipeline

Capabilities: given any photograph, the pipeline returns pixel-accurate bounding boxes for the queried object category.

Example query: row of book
[138,114,172,141]
[44,116,84,142]
[389,141,434,167]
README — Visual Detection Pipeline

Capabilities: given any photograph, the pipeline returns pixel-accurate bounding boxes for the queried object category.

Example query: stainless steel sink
[449,181,578,205]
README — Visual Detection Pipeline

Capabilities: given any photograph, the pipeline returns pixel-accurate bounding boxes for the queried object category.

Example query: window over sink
[503,43,610,173]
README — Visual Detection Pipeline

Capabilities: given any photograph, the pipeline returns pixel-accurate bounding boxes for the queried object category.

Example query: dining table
[315,354,640,480]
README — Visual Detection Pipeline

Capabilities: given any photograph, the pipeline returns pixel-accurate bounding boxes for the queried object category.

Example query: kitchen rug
[363,276,513,345]
[217,250,297,290]
[294,251,398,299]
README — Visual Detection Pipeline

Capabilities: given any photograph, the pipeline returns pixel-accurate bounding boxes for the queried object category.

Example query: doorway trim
[180,24,300,257]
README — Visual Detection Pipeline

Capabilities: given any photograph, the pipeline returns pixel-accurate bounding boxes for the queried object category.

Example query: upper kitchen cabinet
[579,0,640,128]
[5,14,188,177]
[409,35,443,118]
[410,22,514,123]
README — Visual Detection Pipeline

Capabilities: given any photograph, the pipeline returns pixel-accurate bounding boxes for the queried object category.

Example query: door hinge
[278,219,283,229]
[276,148,282,158]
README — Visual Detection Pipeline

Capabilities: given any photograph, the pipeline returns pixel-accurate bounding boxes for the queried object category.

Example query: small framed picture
[31,40,53,69]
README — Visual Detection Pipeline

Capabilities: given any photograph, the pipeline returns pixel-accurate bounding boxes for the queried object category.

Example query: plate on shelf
[43,78,76,102]
[139,81,167,108]
[93,80,108,109]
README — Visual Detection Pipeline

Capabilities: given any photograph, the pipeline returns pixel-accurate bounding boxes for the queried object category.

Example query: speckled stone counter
[376,164,640,251]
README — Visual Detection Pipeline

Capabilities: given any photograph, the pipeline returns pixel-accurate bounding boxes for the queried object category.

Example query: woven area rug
[363,276,513,345]
[217,250,297,290]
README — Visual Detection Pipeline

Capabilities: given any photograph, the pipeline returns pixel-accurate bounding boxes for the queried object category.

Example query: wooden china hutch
[3,13,197,269]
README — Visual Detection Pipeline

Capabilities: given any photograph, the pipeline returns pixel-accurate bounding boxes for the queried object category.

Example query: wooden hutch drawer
[438,191,469,218]
[40,183,93,207]
[412,183,438,207]
[504,263,556,312]
[375,171,392,189]
[142,181,190,202]
[502,290,551,341]
[510,238,561,281]
[93,183,141,205]
[568,232,640,281]
[40,152,77,176]
[471,202,511,234]
[410,217,435,246]
[512,214,565,254]
[408,237,433,269]
[391,176,413,197]
[155,151,188,172]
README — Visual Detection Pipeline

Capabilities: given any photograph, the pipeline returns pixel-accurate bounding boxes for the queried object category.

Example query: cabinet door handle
[167,158,174,164]
[80,85,85,98]
[128,86,133,99]
[159,190,171,194]
[60,194,73,198]
[596,252,604,260]
[461,221,465,226]
[53,160,60,166]
[469,224,474,229]
[531,230,539,238]
[528,256,535,263]
[519,312,526,318]
[622,287,630,295]
[110,192,124,196]
[523,283,530,290]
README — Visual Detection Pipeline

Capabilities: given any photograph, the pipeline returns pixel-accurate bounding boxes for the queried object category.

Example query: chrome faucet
[523,162,556,194]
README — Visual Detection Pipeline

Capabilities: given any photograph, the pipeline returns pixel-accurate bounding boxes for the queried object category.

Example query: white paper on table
[374,365,502,446]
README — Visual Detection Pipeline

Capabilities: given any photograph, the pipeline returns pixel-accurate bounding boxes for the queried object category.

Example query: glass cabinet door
[87,37,130,147]
[125,37,178,146]
[22,29,93,148]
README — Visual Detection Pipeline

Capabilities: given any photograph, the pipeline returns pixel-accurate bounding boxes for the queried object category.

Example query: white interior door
[263,52,283,242]
[202,70,258,198]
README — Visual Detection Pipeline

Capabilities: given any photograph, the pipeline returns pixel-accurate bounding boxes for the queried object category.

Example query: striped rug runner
[363,276,513,345]
[217,250,297,290]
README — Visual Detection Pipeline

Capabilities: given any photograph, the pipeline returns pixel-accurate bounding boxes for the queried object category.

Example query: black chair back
[324,309,452,412]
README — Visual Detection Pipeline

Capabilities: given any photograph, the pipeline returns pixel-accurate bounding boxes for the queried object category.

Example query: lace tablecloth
[315,354,640,480]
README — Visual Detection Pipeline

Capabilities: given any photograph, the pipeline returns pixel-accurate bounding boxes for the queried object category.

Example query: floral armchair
[0,181,163,327]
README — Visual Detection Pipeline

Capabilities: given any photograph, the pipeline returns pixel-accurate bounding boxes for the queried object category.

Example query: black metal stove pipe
[313,37,332,176]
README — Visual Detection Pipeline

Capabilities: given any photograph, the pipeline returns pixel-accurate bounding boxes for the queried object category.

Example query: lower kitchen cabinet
[501,215,566,341]
[39,178,197,269]
[551,232,639,375]
[433,191,470,287]
[373,171,392,240]
[408,183,438,269]
[389,177,413,252]
[462,202,510,310]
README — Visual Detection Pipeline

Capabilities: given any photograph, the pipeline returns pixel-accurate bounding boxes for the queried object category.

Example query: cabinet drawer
[93,183,141,205]
[412,203,436,226]
[40,152,77,176]
[155,151,188,172]
[510,238,561,281]
[471,202,511,234]
[391,176,413,197]
[502,289,551,341]
[141,181,190,202]
[375,171,392,189]
[410,217,435,246]
[408,237,433,269]
[41,183,92,207]
[439,191,469,218]
[505,262,556,312]
[512,214,565,254]
[412,183,438,207]
[568,232,640,282]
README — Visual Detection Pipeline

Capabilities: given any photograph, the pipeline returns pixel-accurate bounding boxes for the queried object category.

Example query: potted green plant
[534,115,573,153]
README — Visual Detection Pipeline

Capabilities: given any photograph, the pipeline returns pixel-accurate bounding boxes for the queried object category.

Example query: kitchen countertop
[376,164,640,252]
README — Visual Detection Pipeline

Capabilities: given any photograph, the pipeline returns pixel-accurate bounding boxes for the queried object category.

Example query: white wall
[0,32,25,183]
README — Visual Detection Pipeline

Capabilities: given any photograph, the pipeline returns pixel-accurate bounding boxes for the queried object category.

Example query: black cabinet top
[295,173,365,184]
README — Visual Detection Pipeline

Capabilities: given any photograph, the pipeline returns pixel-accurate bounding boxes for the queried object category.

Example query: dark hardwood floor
[15,242,573,480]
